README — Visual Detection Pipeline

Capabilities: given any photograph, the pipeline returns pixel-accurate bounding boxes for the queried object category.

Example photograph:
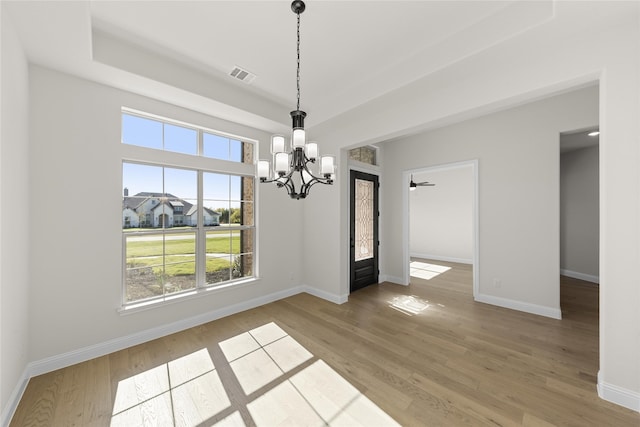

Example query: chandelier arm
[300,163,332,193]
[300,176,333,197]
[279,177,295,196]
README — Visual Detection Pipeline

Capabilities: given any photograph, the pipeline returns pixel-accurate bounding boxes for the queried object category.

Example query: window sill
[118,277,260,316]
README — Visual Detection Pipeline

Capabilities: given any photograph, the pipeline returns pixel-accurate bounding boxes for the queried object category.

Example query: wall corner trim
[303,285,348,304]
[474,293,562,319]
[1,367,30,427]
[379,275,407,285]
[598,371,640,413]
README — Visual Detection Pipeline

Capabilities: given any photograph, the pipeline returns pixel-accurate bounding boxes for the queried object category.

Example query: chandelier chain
[296,11,301,111]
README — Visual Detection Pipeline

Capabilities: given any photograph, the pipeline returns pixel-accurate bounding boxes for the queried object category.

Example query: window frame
[120,108,258,311]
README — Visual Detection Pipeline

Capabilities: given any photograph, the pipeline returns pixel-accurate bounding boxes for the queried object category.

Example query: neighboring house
[122,191,220,228]
[122,207,139,229]
[185,205,219,226]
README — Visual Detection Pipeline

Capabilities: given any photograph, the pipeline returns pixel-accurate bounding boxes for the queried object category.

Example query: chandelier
[257,0,335,200]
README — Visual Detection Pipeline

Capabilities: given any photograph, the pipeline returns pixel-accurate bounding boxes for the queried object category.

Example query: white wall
[560,145,599,282]
[0,7,31,420]
[27,66,304,363]
[307,2,639,409]
[409,166,473,264]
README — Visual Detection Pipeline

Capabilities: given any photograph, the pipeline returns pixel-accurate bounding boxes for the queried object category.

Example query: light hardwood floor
[10,260,640,426]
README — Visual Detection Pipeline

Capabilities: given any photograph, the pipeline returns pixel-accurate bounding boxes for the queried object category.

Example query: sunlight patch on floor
[410,261,451,280]
[111,322,399,426]
[111,349,230,426]
[389,295,431,315]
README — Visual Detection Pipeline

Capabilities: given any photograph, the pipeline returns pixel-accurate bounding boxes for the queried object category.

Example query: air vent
[229,66,256,84]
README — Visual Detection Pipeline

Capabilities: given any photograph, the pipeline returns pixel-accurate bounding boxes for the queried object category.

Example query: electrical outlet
[494,278,502,288]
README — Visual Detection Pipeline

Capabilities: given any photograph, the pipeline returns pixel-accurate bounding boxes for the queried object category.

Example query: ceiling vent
[229,66,256,84]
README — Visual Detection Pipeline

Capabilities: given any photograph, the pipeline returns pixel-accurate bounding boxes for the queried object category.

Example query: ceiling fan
[409,174,435,191]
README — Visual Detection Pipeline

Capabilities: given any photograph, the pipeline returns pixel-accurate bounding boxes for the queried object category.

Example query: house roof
[185,205,220,218]
[122,192,193,213]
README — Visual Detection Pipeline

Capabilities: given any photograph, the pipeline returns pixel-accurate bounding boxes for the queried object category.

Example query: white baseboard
[560,269,599,284]
[1,367,30,427]
[598,371,640,412]
[475,293,562,319]
[411,253,473,265]
[27,286,306,378]
[379,274,406,285]
[303,285,348,304]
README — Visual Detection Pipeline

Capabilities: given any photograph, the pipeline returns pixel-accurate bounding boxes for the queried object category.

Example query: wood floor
[11,260,640,426]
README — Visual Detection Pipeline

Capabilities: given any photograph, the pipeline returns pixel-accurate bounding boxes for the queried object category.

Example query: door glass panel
[355,178,374,261]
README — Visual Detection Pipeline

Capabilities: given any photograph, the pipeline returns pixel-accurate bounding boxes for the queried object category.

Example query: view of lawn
[124,231,251,302]
[129,255,232,276]
[126,234,240,276]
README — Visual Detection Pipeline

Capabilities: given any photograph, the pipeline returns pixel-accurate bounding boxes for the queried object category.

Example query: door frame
[402,159,479,299]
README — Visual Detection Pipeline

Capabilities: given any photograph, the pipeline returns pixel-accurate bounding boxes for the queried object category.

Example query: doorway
[402,160,479,298]
[350,170,379,292]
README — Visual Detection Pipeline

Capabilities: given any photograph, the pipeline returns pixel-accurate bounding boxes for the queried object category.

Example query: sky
[122,113,246,209]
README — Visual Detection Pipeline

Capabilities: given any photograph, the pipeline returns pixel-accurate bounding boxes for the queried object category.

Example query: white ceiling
[560,128,599,154]
[4,0,564,134]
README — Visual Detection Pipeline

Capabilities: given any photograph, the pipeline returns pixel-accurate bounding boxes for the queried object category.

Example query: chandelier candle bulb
[271,135,286,154]
[257,160,270,179]
[292,128,306,148]
[321,156,335,175]
[275,152,290,174]
[305,142,318,160]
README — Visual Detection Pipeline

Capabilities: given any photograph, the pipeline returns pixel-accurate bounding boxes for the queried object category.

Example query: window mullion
[196,169,205,287]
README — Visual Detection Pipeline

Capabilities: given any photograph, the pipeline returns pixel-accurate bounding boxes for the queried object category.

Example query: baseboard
[411,253,473,265]
[1,367,30,427]
[560,268,599,284]
[303,285,348,304]
[379,274,406,285]
[27,285,306,378]
[598,371,640,412]
[475,293,562,319]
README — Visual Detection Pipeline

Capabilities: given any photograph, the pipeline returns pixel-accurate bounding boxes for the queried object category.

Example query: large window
[121,110,255,307]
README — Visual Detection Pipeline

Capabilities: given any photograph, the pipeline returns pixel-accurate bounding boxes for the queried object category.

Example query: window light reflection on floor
[410,261,451,280]
[389,295,431,315]
[111,322,399,426]
[111,348,230,426]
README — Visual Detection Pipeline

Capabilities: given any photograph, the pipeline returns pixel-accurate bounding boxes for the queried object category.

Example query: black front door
[350,171,379,292]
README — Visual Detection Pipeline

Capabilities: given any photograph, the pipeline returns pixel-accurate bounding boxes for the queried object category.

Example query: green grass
[126,234,241,276]
[126,235,240,257]
[127,255,231,276]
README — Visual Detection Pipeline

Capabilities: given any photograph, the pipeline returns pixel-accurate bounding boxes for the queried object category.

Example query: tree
[215,208,229,223]
[230,208,241,224]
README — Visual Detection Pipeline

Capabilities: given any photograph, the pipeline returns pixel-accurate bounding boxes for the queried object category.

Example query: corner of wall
[474,293,562,320]
[598,371,640,413]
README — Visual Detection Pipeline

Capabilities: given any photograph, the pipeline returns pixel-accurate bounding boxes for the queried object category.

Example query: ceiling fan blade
[409,174,435,189]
